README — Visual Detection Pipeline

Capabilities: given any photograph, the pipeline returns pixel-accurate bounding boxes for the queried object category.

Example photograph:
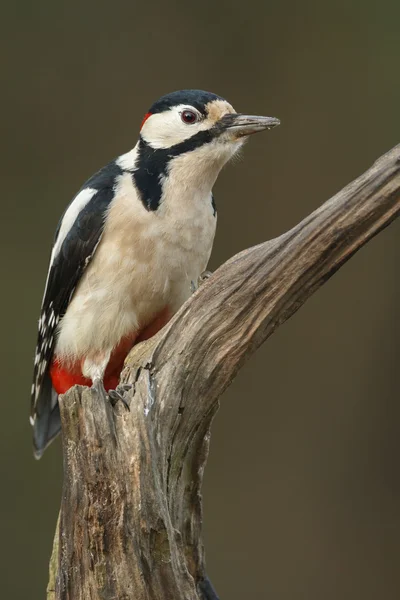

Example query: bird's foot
[191,270,213,293]
[91,379,132,411]
[91,378,108,400]
[199,270,213,283]
[108,383,132,411]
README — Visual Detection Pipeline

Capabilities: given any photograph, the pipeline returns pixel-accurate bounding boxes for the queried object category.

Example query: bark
[48,145,400,599]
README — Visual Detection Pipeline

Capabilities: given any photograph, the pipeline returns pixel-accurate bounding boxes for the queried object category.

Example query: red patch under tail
[50,307,172,395]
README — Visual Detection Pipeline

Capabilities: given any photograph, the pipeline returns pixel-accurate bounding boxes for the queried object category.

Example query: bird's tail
[32,372,61,459]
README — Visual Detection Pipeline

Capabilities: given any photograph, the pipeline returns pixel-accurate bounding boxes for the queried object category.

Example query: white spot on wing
[43,187,97,297]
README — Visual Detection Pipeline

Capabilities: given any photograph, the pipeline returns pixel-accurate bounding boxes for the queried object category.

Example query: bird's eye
[181,110,198,124]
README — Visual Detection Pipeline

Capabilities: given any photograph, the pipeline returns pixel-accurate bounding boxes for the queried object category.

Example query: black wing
[31,160,123,457]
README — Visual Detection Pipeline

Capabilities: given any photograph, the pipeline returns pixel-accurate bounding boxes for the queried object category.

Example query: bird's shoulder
[49,159,124,287]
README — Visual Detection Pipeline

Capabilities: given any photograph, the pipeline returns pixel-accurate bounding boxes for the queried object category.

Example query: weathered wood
[47,514,59,600]
[49,145,400,599]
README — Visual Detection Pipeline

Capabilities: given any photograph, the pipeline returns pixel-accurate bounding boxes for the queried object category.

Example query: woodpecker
[30,89,280,458]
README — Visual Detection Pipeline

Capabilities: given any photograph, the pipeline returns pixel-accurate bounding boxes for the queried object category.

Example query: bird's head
[131,90,280,210]
[140,89,279,163]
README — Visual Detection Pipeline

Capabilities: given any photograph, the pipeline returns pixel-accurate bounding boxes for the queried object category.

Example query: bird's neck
[118,138,227,213]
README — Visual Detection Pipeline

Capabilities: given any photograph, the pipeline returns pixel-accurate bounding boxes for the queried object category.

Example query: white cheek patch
[140,100,238,151]
[141,105,209,149]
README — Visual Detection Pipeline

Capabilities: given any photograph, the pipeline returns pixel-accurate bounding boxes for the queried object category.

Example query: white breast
[55,170,216,361]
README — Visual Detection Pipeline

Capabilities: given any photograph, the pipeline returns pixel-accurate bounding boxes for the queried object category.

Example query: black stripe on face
[133,127,220,211]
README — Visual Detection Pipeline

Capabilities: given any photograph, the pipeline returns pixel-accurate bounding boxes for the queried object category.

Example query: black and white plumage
[30,89,280,458]
[31,164,122,454]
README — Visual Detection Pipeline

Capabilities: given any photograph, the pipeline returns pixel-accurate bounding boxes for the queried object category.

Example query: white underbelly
[55,188,216,361]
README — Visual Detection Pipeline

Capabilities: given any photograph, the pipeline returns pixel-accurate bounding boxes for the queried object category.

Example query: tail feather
[32,372,61,459]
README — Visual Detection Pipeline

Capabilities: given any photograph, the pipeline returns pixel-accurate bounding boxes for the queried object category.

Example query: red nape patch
[140,112,152,130]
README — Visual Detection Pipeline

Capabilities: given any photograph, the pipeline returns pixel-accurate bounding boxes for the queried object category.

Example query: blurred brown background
[1,0,399,598]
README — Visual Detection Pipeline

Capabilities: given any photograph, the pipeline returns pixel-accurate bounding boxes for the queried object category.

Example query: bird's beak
[219,113,280,138]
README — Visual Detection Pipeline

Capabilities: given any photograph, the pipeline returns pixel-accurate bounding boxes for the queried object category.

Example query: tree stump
[47,145,400,600]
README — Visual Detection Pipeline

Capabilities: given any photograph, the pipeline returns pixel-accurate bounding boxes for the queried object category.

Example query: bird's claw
[91,378,108,400]
[108,384,132,411]
[191,270,213,293]
[199,270,212,282]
